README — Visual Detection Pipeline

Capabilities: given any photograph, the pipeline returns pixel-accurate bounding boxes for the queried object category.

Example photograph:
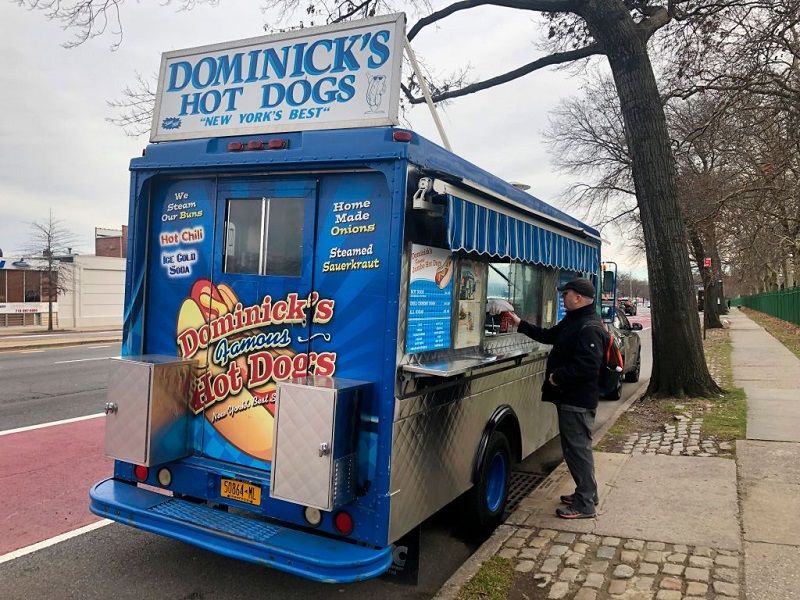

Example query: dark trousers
[557,405,598,514]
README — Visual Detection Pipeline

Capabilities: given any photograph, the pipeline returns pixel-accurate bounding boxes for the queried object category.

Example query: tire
[465,431,511,537]
[624,351,641,383]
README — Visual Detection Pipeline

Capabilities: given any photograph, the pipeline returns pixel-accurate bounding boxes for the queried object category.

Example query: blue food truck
[90,14,602,583]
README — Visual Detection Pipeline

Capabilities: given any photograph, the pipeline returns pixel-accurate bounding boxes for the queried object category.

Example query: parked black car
[601,311,643,400]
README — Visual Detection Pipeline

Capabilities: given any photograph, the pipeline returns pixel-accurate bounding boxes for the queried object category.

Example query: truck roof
[131,126,600,242]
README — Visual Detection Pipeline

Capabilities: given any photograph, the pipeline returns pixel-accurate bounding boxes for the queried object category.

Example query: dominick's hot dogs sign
[176,279,336,460]
[151,13,405,142]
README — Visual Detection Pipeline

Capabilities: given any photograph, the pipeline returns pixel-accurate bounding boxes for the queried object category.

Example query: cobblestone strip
[620,409,733,458]
[500,527,742,599]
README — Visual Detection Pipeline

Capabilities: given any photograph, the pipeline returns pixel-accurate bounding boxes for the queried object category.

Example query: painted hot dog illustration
[434,256,453,289]
[177,279,290,461]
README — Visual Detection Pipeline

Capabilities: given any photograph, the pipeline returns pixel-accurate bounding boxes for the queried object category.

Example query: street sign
[703,257,712,268]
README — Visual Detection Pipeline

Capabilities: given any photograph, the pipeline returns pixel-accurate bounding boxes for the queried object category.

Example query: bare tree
[24,210,78,331]
[19,0,746,397]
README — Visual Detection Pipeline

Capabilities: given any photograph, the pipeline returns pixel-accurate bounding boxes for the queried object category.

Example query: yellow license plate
[220,478,261,506]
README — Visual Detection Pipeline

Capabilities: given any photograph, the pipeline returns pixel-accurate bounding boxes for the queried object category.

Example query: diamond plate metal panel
[105,359,151,464]
[271,383,336,510]
[150,499,280,542]
[104,356,194,466]
[388,355,557,543]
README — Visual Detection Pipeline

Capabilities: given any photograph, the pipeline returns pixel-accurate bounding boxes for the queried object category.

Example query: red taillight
[133,465,149,482]
[268,138,288,150]
[227,141,244,152]
[393,130,413,143]
[333,511,354,535]
[247,140,264,151]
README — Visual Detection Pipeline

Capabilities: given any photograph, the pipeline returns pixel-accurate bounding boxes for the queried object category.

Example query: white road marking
[0,520,112,564]
[0,331,120,339]
[53,357,117,365]
[85,345,112,349]
[0,413,104,436]
[18,350,45,354]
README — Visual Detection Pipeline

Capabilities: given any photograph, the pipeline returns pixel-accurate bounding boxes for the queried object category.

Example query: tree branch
[407,0,578,41]
[405,43,603,104]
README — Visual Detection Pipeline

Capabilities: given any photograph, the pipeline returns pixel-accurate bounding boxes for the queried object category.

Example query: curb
[431,525,516,600]
[431,381,649,598]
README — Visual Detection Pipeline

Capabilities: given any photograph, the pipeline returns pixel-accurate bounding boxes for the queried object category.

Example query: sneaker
[560,494,599,506]
[556,506,596,519]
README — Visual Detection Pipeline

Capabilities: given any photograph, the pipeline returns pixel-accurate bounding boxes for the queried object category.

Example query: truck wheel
[625,351,641,383]
[466,431,511,536]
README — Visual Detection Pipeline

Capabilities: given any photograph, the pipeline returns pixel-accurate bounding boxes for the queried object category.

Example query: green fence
[731,287,800,326]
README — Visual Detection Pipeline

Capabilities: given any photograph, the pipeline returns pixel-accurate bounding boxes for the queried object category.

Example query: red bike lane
[0,417,113,555]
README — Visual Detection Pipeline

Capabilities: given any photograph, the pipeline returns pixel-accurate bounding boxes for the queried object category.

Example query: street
[0,343,120,430]
[0,315,651,600]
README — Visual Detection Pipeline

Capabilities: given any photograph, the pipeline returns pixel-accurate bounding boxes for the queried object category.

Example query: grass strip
[456,556,514,600]
[597,327,746,454]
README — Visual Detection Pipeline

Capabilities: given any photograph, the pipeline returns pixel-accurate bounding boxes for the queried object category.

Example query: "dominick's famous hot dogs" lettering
[178,291,335,359]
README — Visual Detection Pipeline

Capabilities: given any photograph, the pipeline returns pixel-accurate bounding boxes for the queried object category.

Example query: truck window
[224,197,304,276]
[485,261,545,334]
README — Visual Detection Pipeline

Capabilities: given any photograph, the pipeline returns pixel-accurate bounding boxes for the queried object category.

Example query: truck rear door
[195,178,318,468]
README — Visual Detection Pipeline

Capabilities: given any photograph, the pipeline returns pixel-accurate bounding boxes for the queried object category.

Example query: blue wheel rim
[485,452,508,513]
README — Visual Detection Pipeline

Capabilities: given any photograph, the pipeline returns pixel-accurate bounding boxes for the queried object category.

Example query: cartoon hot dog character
[434,256,454,289]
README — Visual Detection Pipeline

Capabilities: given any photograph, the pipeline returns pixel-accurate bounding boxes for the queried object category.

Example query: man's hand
[548,373,557,386]
[507,311,521,327]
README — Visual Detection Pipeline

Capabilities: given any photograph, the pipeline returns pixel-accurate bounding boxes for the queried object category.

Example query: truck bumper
[89,478,393,583]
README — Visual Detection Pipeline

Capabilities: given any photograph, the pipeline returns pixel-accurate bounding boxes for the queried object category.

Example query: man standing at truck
[507,277,605,518]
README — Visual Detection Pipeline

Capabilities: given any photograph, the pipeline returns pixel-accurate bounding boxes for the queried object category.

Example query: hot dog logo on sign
[151,13,405,142]
[176,279,336,461]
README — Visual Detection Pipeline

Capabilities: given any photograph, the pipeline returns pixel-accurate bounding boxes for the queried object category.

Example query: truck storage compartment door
[196,179,318,468]
[271,378,365,510]
[104,355,194,466]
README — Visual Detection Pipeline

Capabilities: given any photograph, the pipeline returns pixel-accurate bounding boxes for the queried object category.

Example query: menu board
[406,244,454,353]
[454,260,486,349]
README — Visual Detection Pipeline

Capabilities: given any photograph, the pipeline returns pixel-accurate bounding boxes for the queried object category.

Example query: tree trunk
[688,228,722,329]
[704,227,723,327]
[710,233,728,314]
[581,0,721,397]
[47,261,54,331]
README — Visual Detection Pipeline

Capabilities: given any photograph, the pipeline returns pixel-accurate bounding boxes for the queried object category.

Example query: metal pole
[403,37,452,152]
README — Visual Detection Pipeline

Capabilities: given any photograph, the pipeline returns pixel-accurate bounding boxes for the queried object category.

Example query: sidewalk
[0,326,122,351]
[436,307,800,600]
[728,308,800,600]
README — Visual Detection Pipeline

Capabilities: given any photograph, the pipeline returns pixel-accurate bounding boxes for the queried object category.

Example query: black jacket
[518,304,606,410]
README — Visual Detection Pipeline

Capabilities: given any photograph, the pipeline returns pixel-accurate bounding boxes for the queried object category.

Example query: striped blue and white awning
[446,196,599,273]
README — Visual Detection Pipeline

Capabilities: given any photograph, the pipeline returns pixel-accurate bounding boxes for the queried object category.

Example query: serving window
[223,197,304,276]
[485,261,547,335]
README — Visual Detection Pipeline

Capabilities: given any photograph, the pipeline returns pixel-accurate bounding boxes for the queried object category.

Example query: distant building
[95,226,128,258]
[0,226,127,328]
[0,256,56,326]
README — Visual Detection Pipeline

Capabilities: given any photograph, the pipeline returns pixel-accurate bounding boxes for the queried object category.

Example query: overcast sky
[0,1,646,278]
